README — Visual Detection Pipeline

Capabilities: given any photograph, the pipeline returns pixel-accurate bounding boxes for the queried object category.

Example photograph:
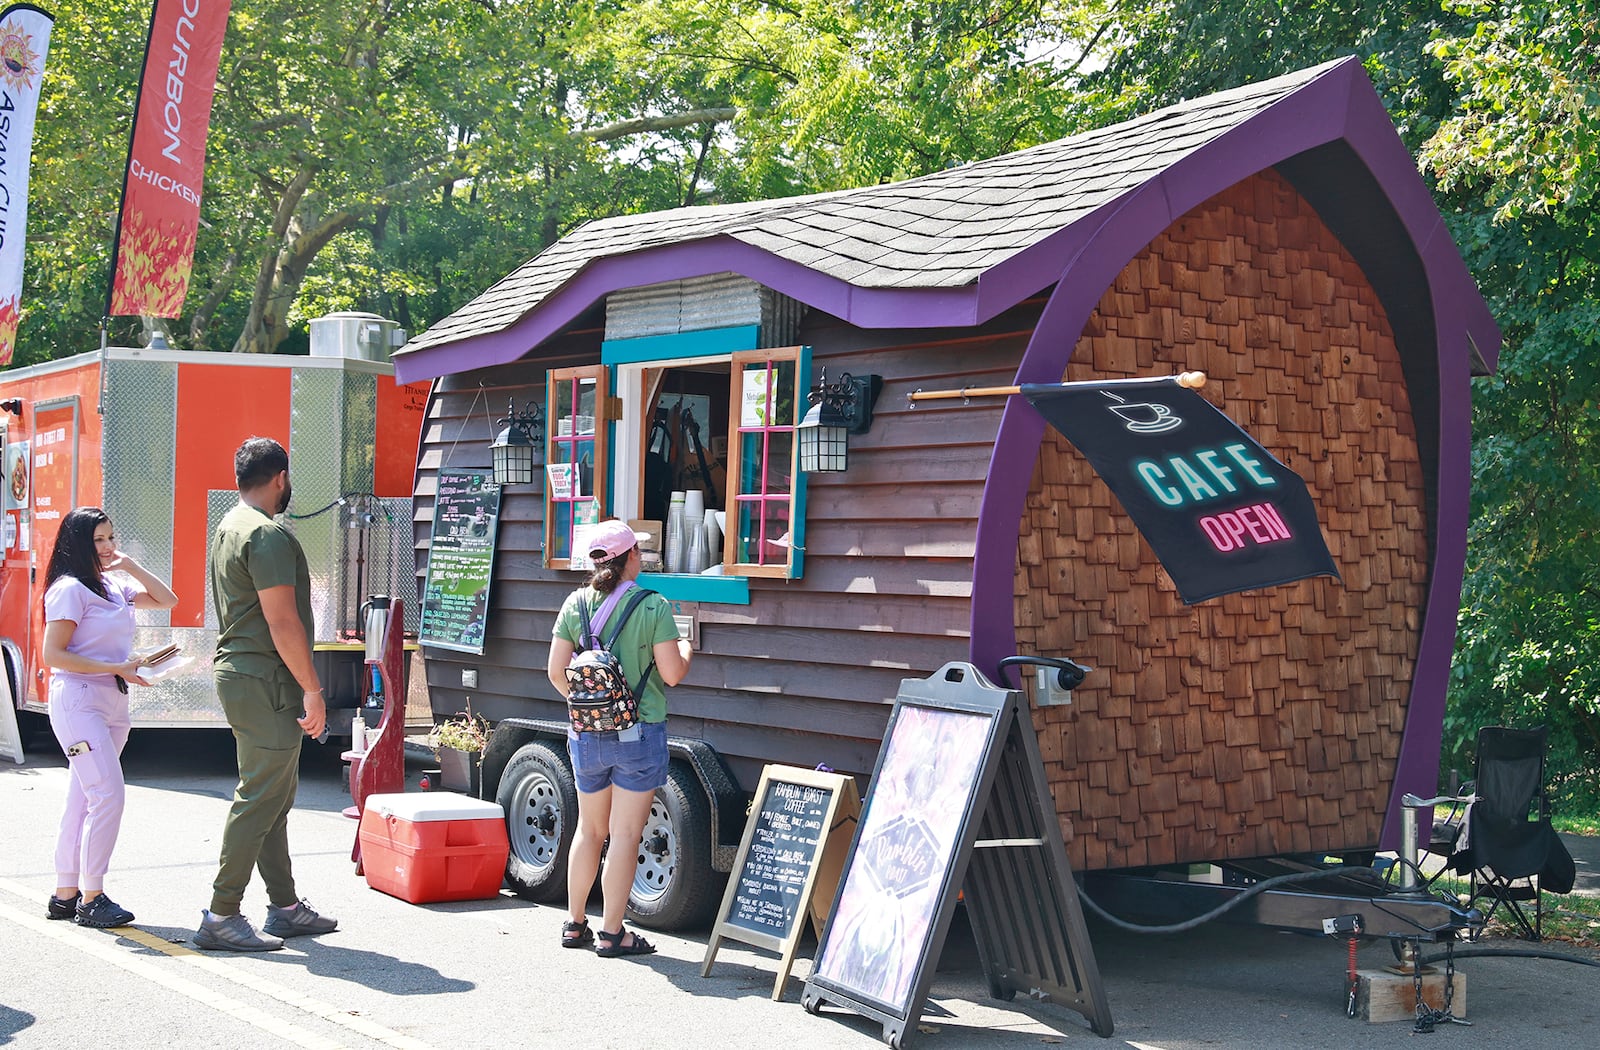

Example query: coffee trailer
[1,316,425,733]
[391,59,1499,931]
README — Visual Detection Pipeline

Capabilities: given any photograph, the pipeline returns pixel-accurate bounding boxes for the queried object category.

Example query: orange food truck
[1,314,424,738]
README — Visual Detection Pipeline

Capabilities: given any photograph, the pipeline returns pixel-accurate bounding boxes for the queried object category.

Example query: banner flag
[106,0,231,319]
[1022,378,1339,604]
[0,3,54,367]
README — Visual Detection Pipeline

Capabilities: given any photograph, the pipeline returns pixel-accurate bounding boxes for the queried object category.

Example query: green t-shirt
[553,584,678,723]
[211,501,315,680]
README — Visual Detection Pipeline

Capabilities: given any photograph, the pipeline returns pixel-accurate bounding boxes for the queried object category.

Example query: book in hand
[134,644,193,681]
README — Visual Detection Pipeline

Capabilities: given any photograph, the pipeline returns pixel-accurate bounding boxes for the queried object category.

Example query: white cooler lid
[366,792,505,822]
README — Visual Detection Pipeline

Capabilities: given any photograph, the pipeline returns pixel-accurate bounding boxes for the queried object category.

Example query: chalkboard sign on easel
[702,765,860,1000]
[801,662,1112,1047]
[418,471,502,655]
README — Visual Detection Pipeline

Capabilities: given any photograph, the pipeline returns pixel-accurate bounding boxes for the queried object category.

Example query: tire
[626,760,722,931]
[498,741,578,902]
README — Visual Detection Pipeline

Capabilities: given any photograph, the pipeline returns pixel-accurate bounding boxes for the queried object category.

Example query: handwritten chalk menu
[703,765,860,1000]
[419,471,502,655]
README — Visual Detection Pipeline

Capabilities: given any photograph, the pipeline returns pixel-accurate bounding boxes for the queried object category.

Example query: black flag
[1022,379,1339,604]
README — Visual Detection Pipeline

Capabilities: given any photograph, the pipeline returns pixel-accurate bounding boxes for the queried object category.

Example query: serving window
[542,342,808,582]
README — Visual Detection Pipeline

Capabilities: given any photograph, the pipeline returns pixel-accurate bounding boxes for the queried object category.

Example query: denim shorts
[567,720,668,794]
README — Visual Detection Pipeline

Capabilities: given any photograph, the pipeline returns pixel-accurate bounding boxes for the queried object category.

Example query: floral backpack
[565,586,656,733]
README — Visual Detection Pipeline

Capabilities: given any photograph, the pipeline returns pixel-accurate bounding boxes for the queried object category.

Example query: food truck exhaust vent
[309,312,407,362]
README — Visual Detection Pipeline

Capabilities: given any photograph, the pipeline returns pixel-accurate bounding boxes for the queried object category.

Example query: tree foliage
[1421,1,1600,801]
[12,0,1600,798]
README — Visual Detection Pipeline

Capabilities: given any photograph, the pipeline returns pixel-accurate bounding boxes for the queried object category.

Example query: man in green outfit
[193,437,339,952]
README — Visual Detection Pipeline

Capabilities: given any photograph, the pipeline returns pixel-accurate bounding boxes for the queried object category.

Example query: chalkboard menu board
[418,471,502,654]
[703,765,859,1000]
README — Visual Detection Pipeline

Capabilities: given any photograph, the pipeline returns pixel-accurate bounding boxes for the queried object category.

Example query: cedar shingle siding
[1017,170,1424,870]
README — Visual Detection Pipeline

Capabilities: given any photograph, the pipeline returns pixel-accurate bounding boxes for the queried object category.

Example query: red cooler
[359,792,510,904]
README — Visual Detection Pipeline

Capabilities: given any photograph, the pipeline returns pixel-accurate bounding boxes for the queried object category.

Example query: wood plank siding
[1015,169,1427,871]
[416,302,1045,789]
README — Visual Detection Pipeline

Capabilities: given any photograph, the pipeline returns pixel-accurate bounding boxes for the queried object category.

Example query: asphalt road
[2,726,1597,1050]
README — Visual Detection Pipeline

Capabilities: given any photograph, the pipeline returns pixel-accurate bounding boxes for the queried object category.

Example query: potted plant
[430,703,491,796]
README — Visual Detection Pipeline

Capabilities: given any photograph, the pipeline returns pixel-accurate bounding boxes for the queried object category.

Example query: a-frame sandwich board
[801,662,1112,1047]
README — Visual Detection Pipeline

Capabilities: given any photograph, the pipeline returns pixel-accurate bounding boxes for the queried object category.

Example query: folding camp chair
[1437,726,1575,940]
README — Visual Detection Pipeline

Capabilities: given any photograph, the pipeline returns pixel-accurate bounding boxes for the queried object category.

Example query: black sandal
[561,920,593,949]
[595,927,655,958]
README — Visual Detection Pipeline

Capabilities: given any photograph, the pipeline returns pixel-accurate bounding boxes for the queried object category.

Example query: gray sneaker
[262,898,338,938]
[193,910,284,952]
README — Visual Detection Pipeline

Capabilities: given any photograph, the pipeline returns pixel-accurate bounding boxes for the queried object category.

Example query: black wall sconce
[490,398,545,486]
[797,370,882,474]
[1,399,22,417]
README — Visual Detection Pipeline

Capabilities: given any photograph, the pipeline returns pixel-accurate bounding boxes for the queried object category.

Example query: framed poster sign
[702,765,860,1000]
[810,702,997,1017]
[418,471,502,654]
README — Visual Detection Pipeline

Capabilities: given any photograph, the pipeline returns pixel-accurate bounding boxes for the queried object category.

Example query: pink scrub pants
[48,675,131,893]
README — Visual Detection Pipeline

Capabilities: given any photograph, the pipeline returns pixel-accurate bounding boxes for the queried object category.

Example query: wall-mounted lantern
[490,398,545,486]
[797,370,881,474]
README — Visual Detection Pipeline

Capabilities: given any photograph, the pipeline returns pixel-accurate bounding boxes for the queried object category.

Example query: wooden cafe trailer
[390,58,1500,932]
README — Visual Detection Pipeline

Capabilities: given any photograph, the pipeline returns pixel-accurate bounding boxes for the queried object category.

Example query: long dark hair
[586,550,630,595]
[45,506,111,600]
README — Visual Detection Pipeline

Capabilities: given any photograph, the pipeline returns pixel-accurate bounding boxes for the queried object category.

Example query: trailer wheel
[626,761,720,931]
[498,741,577,902]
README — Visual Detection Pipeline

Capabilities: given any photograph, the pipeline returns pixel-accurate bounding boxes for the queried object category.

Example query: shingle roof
[399,61,1347,360]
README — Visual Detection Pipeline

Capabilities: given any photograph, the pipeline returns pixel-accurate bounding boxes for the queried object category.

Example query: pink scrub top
[43,574,140,683]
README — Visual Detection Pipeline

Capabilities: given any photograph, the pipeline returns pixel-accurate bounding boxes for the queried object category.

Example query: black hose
[1419,947,1600,968]
[1078,866,1380,935]
[288,491,377,520]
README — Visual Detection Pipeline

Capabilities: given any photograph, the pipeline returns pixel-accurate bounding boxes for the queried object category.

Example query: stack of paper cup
[682,489,707,573]
[703,511,722,568]
[664,492,687,573]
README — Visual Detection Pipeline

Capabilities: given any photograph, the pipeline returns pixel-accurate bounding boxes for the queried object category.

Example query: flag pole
[906,371,1207,405]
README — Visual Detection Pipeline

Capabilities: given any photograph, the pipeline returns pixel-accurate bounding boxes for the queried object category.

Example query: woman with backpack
[547,519,692,957]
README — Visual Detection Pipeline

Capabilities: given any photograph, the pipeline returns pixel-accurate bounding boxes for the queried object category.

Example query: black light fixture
[1,399,21,417]
[490,398,545,486]
[797,370,881,474]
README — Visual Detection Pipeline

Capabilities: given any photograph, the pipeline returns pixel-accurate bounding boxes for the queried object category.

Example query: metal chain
[1412,939,1467,1033]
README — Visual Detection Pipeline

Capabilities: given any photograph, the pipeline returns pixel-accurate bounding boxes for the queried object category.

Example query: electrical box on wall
[1036,666,1074,707]
[461,668,478,689]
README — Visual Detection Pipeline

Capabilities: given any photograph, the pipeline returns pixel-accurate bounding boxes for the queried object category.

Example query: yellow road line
[0,878,433,1050]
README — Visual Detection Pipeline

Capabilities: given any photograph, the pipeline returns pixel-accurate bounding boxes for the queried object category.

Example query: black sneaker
[47,892,81,920]
[74,893,135,928]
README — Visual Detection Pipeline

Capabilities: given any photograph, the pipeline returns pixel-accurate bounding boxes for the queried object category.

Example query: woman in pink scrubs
[42,506,177,928]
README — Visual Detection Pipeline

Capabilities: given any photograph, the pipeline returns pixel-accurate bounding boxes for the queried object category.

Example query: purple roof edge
[968,59,1499,854]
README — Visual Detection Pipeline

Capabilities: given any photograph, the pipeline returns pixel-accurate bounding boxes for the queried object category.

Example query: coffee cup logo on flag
[1022,378,1340,604]
[106,0,232,319]
[0,3,54,367]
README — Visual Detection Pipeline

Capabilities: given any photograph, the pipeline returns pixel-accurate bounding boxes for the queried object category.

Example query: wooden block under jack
[1352,967,1467,1024]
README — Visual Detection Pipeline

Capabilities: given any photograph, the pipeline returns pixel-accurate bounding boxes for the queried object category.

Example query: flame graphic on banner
[107,209,198,320]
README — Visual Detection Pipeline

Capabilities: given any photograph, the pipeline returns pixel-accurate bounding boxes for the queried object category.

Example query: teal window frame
[596,325,811,600]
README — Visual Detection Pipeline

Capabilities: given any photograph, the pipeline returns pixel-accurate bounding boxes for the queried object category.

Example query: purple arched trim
[967,62,1498,855]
